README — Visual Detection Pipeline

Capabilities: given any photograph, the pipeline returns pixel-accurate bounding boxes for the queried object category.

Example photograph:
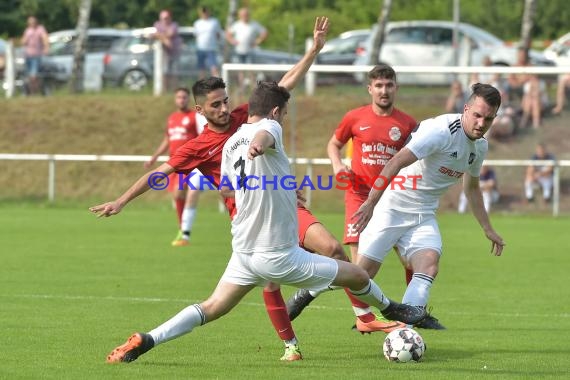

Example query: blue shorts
[25,57,41,77]
[197,50,218,70]
[233,53,255,64]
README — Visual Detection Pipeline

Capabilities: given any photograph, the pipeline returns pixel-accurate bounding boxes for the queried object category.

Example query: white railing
[0,153,567,216]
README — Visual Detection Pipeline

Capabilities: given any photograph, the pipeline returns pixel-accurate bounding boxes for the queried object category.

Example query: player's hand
[143,160,154,169]
[248,142,265,159]
[89,201,123,218]
[485,229,505,256]
[334,165,353,182]
[352,200,374,234]
[312,16,330,53]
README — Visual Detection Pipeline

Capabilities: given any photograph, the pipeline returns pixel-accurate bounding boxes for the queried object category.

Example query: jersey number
[233,156,247,190]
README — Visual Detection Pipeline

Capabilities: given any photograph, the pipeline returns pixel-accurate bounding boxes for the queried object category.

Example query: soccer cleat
[280,344,303,361]
[414,308,446,330]
[353,315,407,334]
[380,301,426,325]
[106,332,154,363]
[171,230,189,247]
[171,239,189,247]
[286,289,315,321]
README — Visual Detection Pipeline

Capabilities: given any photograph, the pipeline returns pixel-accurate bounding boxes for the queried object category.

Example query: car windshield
[460,24,503,45]
[49,35,75,55]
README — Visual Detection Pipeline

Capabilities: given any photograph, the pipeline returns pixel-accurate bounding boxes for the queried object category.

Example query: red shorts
[297,204,320,250]
[343,191,368,244]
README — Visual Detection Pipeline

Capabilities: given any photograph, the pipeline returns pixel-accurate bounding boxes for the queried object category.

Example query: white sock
[350,280,390,311]
[181,207,197,238]
[402,273,434,307]
[149,304,205,345]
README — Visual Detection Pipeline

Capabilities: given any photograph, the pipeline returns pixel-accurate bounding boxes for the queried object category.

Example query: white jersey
[221,119,297,254]
[229,20,266,54]
[379,113,487,214]
[193,17,222,51]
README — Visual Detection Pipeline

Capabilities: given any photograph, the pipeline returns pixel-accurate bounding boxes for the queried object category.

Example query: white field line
[2,293,569,319]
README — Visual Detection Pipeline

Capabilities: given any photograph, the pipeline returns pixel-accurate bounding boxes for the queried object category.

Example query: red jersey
[167,111,200,156]
[167,104,249,217]
[335,105,416,194]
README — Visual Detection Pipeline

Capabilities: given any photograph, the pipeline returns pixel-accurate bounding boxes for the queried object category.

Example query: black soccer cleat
[286,289,315,321]
[380,301,426,325]
[414,309,446,330]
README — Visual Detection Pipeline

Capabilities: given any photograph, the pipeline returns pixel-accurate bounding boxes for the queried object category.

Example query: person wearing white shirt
[193,6,222,78]
[353,83,506,324]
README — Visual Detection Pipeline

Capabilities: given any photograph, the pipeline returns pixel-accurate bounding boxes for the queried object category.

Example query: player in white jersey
[353,83,506,321]
[102,82,426,364]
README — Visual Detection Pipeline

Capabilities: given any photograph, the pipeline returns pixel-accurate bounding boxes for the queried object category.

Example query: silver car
[354,20,555,85]
[103,26,301,91]
[544,32,570,66]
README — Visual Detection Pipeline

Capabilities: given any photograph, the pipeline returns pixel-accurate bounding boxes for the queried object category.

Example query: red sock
[405,269,413,285]
[344,289,376,322]
[175,199,185,226]
[263,289,295,341]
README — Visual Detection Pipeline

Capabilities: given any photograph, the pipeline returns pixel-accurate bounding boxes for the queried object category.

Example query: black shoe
[380,301,426,325]
[414,309,446,330]
[107,332,155,363]
[286,289,315,321]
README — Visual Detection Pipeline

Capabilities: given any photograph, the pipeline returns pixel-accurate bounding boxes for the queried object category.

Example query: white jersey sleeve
[405,117,451,160]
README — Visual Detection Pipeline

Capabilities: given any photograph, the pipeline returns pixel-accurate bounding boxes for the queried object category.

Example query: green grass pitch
[1,204,569,379]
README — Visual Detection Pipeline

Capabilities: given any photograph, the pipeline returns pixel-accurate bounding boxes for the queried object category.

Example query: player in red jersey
[90,17,356,361]
[144,87,207,246]
[286,64,445,331]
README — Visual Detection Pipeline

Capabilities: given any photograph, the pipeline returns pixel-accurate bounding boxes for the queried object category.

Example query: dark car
[317,29,370,66]
[103,26,301,91]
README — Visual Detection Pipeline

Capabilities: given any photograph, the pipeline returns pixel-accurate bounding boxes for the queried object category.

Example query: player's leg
[398,215,446,330]
[107,252,259,363]
[286,206,380,325]
[107,281,255,363]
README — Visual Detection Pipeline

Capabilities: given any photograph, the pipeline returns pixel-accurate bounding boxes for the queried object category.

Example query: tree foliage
[1,0,568,50]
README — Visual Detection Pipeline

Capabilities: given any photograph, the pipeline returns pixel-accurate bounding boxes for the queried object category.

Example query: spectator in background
[458,165,500,213]
[445,80,467,113]
[225,7,268,90]
[153,10,182,91]
[22,15,49,95]
[525,143,555,202]
[552,73,570,115]
[193,6,222,78]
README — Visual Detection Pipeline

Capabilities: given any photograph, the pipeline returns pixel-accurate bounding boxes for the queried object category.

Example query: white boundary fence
[0,153,567,216]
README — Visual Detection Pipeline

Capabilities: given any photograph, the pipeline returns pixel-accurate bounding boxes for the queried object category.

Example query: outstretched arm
[278,16,329,91]
[89,163,175,217]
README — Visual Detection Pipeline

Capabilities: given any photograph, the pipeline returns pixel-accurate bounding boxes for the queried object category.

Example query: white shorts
[358,209,442,263]
[220,245,338,292]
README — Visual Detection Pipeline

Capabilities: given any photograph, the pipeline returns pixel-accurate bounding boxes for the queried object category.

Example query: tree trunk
[224,0,238,64]
[70,0,91,93]
[520,0,537,59]
[368,0,393,65]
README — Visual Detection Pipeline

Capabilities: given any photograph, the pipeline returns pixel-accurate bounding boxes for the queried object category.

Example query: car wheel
[121,69,148,91]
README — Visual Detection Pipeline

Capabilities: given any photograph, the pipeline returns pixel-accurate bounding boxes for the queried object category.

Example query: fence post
[305,38,316,96]
[305,161,313,208]
[553,164,560,217]
[153,40,164,96]
[48,159,56,202]
[4,40,15,98]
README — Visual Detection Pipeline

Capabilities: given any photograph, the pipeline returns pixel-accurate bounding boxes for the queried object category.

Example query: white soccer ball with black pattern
[382,327,425,362]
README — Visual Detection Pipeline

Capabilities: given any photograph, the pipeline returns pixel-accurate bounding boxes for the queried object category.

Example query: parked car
[103,26,302,91]
[317,29,371,66]
[353,20,555,85]
[44,28,131,90]
[544,32,570,66]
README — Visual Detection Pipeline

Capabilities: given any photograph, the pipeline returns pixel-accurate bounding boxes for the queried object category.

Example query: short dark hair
[467,83,501,110]
[191,77,226,103]
[367,64,397,83]
[174,86,190,95]
[248,81,291,117]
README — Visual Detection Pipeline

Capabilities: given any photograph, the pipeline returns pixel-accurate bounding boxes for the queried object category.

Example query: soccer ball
[382,327,425,363]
